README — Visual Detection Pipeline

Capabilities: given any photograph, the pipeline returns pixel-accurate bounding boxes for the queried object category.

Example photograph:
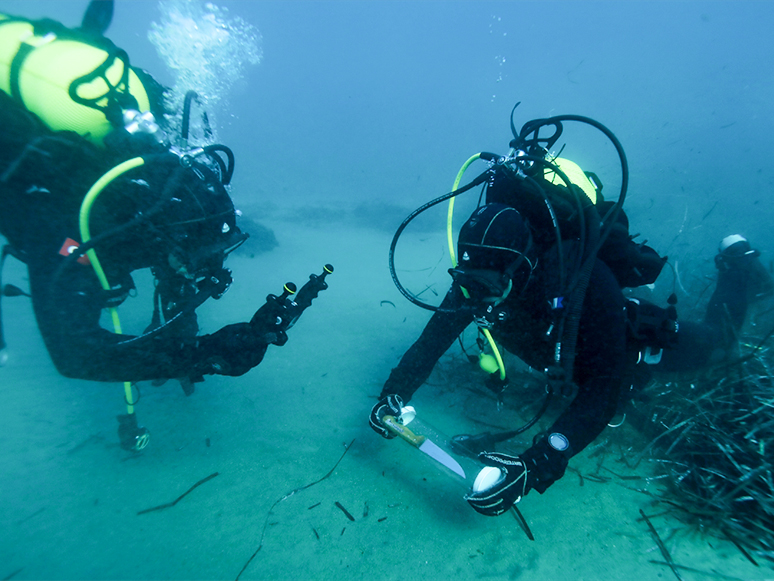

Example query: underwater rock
[235,216,278,257]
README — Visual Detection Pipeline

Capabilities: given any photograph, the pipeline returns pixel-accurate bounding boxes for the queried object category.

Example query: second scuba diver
[369,106,773,516]
[0,3,332,451]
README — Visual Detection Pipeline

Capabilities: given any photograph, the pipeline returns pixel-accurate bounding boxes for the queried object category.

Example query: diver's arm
[46,322,265,383]
[380,285,472,402]
[28,257,266,382]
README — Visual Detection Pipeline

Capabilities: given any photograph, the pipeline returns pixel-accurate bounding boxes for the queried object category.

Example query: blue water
[1,1,773,579]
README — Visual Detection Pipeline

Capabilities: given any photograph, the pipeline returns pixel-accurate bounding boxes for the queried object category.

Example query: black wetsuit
[380,238,753,494]
[0,90,267,383]
[656,263,758,372]
[382,252,627,488]
[23,250,268,382]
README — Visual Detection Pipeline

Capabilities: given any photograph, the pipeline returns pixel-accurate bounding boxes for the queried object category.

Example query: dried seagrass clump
[632,348,774,564]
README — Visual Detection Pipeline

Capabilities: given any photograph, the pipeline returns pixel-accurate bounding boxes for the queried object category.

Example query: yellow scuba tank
[544,157,598,205]
[0,13,152,146]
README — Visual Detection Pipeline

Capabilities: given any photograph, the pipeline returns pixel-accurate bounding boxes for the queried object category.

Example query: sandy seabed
[1,218,771,581]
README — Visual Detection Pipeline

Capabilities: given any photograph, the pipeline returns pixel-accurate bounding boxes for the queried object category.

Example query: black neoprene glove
[519,434,571,494]
[465,452,528,516]
[194,323,269,377]
[369,394,404,439]
[465,433,572,516]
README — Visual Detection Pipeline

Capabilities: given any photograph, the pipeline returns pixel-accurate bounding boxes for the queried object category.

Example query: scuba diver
[369,105,772,516]
[0,2,332,451]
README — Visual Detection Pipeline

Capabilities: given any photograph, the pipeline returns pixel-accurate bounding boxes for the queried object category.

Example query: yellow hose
[447,153,482,267]
[79,157,146,413]
[447,153,506,382]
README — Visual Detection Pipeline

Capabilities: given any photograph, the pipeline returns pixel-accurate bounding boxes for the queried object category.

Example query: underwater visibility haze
[1,1,774,579]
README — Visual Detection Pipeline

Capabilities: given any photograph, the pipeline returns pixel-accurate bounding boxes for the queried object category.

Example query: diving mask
[449,267,513,304]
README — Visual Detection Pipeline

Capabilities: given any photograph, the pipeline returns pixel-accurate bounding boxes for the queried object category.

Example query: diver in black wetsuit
[371,203,771,516]
[368,109,772,517]
[0,6,331,451]
[370,202,630,514]
[654,234,773,373]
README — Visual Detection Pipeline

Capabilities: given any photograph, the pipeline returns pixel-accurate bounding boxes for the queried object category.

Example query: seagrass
[633,345,774,564]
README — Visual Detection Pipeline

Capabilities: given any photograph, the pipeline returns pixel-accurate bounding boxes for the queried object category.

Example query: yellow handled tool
[382,414,466,478]
[383,415,425,447]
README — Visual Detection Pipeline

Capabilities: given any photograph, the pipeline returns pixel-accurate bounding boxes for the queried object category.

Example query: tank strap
[2,15,136,127]
[8,25,58,108]
[9,43,31,104]
[0,18,28,103]
[68,46,137,126]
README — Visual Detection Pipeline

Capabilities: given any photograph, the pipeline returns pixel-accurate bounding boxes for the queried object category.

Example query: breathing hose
[388,170,490,312]
[79,156,146,414]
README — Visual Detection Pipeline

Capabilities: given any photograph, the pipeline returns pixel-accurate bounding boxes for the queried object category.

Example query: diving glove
[194,323,269,377]
[465,433,572,516]
[369,394,405,439]
[519,433,571,493]
[465,451,528,516]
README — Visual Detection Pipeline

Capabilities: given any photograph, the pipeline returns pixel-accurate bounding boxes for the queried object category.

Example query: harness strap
[9,27,57,106]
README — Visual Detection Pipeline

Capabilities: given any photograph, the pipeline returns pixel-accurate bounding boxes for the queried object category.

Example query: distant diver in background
[369,107,773,516]
[0,1,332,451]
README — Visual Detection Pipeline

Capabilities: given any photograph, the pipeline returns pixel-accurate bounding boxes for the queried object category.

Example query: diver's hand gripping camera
[250,264,334,346]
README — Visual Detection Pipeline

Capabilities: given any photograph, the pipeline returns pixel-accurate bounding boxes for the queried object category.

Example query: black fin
[81,0,114,35]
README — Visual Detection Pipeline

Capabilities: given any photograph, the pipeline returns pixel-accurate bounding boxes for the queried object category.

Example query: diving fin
[80,0,114,36]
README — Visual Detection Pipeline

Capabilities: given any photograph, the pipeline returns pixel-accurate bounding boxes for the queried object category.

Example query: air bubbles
[149,0,263,143]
